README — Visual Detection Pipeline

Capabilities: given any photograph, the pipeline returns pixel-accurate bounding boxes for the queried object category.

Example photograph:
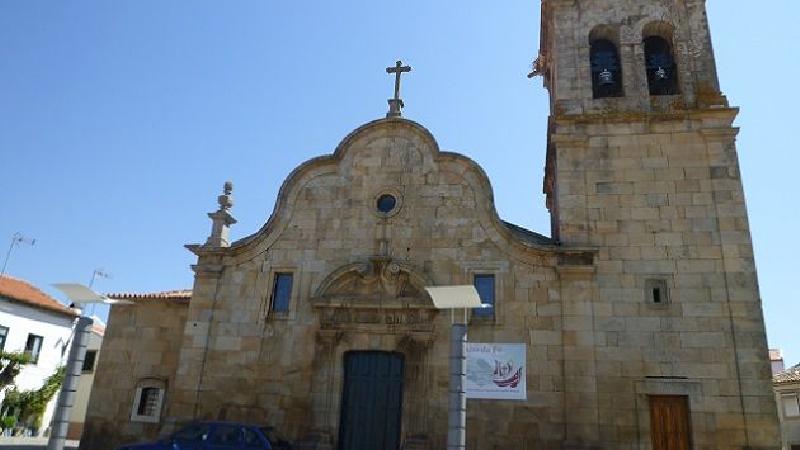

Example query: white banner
[465,343,527,400]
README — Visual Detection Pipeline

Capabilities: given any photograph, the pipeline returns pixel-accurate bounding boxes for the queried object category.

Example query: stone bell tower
[536,0,781,448]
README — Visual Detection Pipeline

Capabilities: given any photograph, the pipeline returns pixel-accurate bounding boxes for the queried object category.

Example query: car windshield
[210,425,241,445]
[244,427,263,446]
[259,427,275,440]
[173,423,211,442]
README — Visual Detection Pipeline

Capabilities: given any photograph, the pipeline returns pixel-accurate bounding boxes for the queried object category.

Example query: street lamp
[425,285,488,450]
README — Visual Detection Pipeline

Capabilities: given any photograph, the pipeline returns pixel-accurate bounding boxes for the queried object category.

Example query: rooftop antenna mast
[89,268,112,288]
[1,232,36,276]
[87,268,112,315]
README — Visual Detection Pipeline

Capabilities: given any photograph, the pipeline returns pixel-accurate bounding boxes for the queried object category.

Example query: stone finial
[218,181,234,210]
[205,180,237,248]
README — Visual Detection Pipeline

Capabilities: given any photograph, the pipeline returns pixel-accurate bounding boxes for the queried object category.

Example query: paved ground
[0,437,80,450]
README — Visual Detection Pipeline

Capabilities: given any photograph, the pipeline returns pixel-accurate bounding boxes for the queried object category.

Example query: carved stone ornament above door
[311,257,437,333]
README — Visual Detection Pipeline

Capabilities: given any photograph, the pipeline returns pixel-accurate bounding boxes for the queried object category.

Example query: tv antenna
[1,232,36,276]
[89,268,112,288]
[87,268,112,316]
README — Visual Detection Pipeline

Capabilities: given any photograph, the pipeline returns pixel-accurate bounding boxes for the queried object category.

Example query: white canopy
[51,283,132,305]
[424,285,483,310]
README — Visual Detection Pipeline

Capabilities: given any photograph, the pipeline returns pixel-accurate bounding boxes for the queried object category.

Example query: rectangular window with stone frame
[271,272,294,313]
[473,274,495,318]
[130,380,166,423]
[137,388,160,416]
[645,279,669,306]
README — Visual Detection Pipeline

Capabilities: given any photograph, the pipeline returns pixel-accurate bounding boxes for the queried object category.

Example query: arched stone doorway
[308,257,437,450]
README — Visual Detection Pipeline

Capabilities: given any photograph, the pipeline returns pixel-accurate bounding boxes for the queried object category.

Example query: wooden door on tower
[649,395,691,450]
[338,351,404,450]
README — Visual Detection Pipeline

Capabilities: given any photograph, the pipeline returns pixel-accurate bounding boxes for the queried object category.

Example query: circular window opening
[376,194,397,214]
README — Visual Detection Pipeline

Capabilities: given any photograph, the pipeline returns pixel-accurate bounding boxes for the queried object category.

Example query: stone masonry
[81,1,780,449]
[538,0,779,448]
[80,295,189,449]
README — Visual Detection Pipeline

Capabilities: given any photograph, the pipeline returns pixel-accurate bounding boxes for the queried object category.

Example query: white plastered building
[0,275,78,436]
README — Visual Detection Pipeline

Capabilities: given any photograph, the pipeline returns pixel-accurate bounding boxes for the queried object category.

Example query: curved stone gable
[216,118,556,262]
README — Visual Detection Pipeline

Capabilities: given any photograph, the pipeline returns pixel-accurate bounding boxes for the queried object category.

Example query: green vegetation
[0,366,65,428]
[1,414,16,430]
[0,351,30,391]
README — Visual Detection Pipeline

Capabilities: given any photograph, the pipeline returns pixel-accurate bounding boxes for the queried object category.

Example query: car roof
[182,420,268,429]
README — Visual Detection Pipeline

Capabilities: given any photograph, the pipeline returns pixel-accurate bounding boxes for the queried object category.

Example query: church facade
[81,1,781,449]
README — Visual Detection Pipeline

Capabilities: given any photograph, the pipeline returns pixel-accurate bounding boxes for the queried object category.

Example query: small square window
[271,273,294,313]
[82,350,97,372]
[24,334,43,364]
[645,279,668,305]
[473,274,495,318]
[137,388,161,416]
[0,326,8,351]
[131,383,165,423]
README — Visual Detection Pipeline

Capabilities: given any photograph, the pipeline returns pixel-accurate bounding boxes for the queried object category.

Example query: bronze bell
[655,67,668,80]
[599,68,614,85]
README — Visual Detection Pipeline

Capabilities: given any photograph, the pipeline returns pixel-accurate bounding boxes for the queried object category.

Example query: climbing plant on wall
[0,351,29,392]
[0,366,65,428]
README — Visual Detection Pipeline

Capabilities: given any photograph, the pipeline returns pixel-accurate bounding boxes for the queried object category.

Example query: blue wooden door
[338,351,404,450]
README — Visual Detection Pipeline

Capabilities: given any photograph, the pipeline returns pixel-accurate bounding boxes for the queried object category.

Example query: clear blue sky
[1,2,797,365]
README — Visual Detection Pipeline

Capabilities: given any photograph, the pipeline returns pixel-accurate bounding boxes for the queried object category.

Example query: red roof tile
[106,289,192,304]
[0,275,79,318]
[775,364,800,385]
[91,322,106,336]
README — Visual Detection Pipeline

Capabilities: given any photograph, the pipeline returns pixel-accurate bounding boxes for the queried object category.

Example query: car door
[172,423,212,450]
[207,424,244,450]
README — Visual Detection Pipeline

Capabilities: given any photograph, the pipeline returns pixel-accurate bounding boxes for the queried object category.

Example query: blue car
[116,421,291,450]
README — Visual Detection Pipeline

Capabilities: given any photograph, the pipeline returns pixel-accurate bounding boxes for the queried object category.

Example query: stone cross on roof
[386,60,411,118]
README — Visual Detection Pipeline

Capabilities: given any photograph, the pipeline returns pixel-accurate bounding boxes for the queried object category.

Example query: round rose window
[376,194,397,214]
